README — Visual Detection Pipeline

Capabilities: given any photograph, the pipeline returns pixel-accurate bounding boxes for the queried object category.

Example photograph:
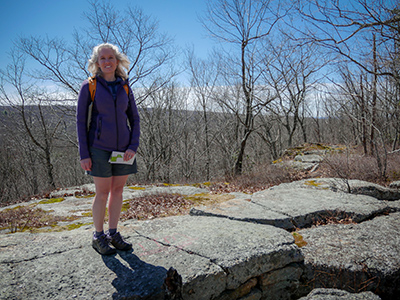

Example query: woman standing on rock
[76,43,140,255]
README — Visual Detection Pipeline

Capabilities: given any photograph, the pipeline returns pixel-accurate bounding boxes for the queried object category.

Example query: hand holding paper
[109,151,136,165]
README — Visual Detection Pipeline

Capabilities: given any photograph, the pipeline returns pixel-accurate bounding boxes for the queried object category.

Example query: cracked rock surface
[191,179,391,230]
[298,288,381,300]
[1,178,399,299]
[298,212,400,299]
[0,216,302,300]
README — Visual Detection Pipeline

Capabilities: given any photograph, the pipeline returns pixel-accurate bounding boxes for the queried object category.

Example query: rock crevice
[1,178,399,299]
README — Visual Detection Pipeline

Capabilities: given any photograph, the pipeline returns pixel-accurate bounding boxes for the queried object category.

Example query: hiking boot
[108,232,132,251]
[92,233,117,255]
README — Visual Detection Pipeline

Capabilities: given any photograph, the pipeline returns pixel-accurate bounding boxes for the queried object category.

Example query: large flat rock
[299,288,381,300]
[0,215,303,300]
[191,180,389,230]
[298,212,400,299]
[252,187,388,228]
[191,198,294,229]
[1,178,395,300]
[277,178,400,201]
[0,228,167,300]
[0,184,209,219]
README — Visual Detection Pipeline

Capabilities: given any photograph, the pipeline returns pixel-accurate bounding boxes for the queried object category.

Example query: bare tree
[261,37,325,149]
[202,0,290,175]
[293,0,400,178]
[138,83,190,182]
[82,0,177,101]
[14,0,177,100]
[0,51,67,190]
[0,0,178,203]
[186,49,221,180]
[296,0,400,78]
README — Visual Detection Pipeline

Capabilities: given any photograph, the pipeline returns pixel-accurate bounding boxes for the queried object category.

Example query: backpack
[86,76,130,131]
[88,76,130,102]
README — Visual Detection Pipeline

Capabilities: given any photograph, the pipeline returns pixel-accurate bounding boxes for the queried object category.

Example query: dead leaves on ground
[0,206,76,233]
[121,193,193,221]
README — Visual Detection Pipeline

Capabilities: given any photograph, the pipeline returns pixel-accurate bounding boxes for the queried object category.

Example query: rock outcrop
[0,216,303,300]
[1,178,399,299]
[191,178,391,230]
[299,288,381,300]
[299,213,400,299]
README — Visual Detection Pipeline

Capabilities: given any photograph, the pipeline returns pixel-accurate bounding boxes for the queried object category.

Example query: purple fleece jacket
[76,76,140,160]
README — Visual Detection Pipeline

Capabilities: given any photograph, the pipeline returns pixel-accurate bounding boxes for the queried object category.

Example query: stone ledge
[0,216,303,300]
[1,178,396,299]
[299,288,381,300]
[191,181,390,230]
[298,213,400,299]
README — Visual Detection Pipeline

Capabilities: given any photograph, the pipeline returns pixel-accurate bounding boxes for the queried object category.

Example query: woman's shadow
[102,249,167,299]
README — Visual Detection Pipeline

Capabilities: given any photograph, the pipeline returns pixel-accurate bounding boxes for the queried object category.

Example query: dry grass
[3,143,400,232]
[317,149,400,186]
[0,187,95,208]
[196,144,400,196]
[204,164,308,194]
[120,193,193,221]
[0,206,77,233]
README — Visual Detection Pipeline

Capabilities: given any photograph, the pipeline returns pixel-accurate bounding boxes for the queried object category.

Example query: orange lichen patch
[128,186,146,190]
[184,193,235,205]
[37,197,65,205]
[304,180,324,187]
[292,232,308,248]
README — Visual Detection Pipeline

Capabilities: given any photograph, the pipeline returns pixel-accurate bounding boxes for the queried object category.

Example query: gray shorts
[87,147,138,178]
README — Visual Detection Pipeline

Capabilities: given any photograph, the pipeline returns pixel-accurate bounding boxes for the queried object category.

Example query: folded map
[108,151,136,165]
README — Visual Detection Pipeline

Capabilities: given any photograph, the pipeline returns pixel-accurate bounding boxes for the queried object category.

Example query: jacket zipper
[99,78,125,150]
[115,97,119,150]
[97,118,102,139]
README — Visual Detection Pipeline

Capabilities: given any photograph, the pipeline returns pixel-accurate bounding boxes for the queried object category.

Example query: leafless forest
[1,0,399,205]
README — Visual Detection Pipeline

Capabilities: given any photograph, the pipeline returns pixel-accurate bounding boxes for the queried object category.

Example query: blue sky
[0,0,213,71]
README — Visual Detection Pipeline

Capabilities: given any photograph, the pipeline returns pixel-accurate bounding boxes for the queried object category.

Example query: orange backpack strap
[88,76,129,101]
[87,77,96,132]
[88,76,97,102]
[123,84,129,97]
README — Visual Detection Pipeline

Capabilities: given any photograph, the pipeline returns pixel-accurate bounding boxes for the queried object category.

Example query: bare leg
[92,176,112,233]
[108,175,129,230]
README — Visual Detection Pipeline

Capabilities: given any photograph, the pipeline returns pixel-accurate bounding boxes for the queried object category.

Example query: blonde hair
[88,43,130,80]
